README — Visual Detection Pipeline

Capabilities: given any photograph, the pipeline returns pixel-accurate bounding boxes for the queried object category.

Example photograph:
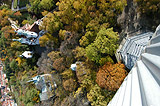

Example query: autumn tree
[61,88,90,106]
[76,63,91,84]
[55,0,94,32]
[39,33,58,47]
[61,69,75,79]
[72,46,87,61]
[85,28,119,65]
[0,9,13,26]
[63,78,77,92]
[47,51,61,62]
[59,29,67,41]
[56,0,126,32]
[75,62,98,92]
[53,57,66,72]
[10,11,23,22]
[96,62,127,91]
[1,26,14,38]
[39,12,63,34]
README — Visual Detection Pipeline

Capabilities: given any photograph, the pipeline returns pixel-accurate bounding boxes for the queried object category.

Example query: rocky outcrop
[117,0,159,38]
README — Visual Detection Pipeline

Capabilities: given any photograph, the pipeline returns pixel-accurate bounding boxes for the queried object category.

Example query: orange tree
[96,62,127,91]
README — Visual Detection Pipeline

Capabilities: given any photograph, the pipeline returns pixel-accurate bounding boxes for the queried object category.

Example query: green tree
[10,59,18,72]
[79,18,110,47]
[23,87,39,105]
[86,28,119,65]
[10,75,16,85]
[27,0,55,15]
[136,0,160,15]
[27,0,42,15]
[40,0,55,10]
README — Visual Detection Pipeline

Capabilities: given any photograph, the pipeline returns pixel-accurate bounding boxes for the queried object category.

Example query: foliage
[59,29,66,41]
[16,57,26,66]
[9,59,18,73]
[39,12,63,34]
[0,9,13,26]
[72,46,87,61]
[0,4,10,10]
[55,0,92,32]
[11,11,22,22]
[10,75,16,85]
[96,62,127,91]
[1,26,14,38]
[76,63,91,84]
[0,0,129,105]
[11,42,21,49]
[47,51,61,62]
[63,78,77,92]
[22,20,29,25]
[61,88,89,106]
[0,34,7,51]
[27,0,55,15]
[55,86,68,100]
[75,62,97,93]
[86,28,119,65]
[136,0,160,15]
[13,11,22,17]
[19,0,29,8]
[40,0,55,10]
[14,0,18,9]
[39,33,58,47]
[87,84,108,106]
[60,31,80,56]
[26,15,37,24]
[61,69,74,79]
[23,87,40,105]
[55,0,126,32]
[79,19,110,47]
[27,0,42,15]
[53,57,66,72]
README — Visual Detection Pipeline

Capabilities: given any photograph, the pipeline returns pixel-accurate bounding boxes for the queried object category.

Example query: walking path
[11,0,27,11]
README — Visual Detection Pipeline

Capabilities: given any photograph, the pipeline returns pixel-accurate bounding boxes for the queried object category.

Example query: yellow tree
[39,33,58,47]
[0,9,13,26]
[39,12,62,34]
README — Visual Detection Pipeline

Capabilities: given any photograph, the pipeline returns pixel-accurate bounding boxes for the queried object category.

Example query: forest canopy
[0,0,136,106]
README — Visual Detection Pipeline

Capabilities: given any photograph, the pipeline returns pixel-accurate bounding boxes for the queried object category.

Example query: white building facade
[108,25,160,106]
